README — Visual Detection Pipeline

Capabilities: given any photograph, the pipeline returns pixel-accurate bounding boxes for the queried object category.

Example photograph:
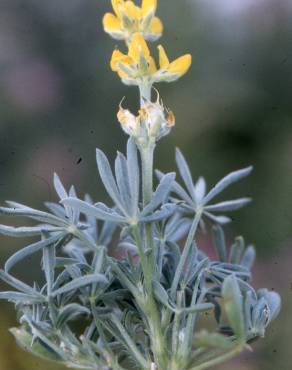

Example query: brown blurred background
[0,0,291,369]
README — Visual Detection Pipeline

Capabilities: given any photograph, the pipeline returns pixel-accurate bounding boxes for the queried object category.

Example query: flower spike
[110,33,192,86]
[103,0,163,42]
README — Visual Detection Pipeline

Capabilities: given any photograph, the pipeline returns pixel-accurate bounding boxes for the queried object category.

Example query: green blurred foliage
[0,0,291,369]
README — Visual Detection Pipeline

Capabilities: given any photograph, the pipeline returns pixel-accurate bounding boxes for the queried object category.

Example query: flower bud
[117,97,175,144]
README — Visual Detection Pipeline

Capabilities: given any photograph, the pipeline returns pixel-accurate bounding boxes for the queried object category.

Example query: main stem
[136,84,168,370]
[140,144,154,206]
[139,82,152,102]
[140,144,156,288]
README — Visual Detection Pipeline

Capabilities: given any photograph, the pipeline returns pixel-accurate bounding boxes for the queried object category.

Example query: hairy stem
[140,145,155,207]
[139,82,152,102]
[132,224,168,370]
[132,225,153,293]
[135,83,169,370]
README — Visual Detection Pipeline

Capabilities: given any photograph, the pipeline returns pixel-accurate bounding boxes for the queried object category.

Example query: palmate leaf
[208,262,251,285]
[210,228,255,275]
[10,327,62,362]
[97,218,117,246]
[182,256,209,288]
[230,237,245,264]
[0,205,69,227]
[115,152,132,211]
[212,225,227,262]
[53,173,68,201]
[141,172,176,215]
[202,166,253,205]
[157,150,253,227]
[156,169,193,205]
[63,139,176,226]
[56,304,90,329]
[51,174,83,225]
[127,138,139,215]
[0,270,36,295]
[61,198,125,223]
[5,233,63,272]
[204,198,252,212]
[96,149,127,214]
[63,184,177,225]
[22,318,68,361]
[175,148,196,202]
[0,270,46,301]
[162,213,192,243]
[194,177,206,203]
[51,274,108,297]
[0,175,101,259]
[153,281,214,314]
[203,212,231,225]
[0,291,46,304]
[240,245,256,270]
[42,242,56,294]
[0,224,63,237]
[195,330,234,350]
[140,204,177,222]
[54,257,79,268]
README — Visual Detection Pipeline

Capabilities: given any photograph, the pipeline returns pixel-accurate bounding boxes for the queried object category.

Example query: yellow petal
[110,50,130,71]
[117,69,129,80]
[167,54,192,77]
[128,33,150,64]
[158,45,169,69]
[123,1,142,20]
[148,56,157,74]
[103,13,122,33]
[142,0,157,16]
[111,0,124,18]
[148,16,163,36]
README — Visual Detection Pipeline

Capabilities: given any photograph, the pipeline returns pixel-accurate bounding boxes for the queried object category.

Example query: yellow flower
[110,33,192,85]
[103,0,163,42]
[156,45,192,82]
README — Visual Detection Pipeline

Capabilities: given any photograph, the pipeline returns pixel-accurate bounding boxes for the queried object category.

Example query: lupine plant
[0,1,281,370]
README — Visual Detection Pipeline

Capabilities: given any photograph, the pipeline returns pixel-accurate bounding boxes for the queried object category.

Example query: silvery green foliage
[0,139,280,370]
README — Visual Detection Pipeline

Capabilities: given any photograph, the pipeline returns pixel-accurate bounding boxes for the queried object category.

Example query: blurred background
[0,0,291,369]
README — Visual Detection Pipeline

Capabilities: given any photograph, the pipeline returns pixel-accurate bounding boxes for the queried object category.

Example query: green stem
[132,225,167,369]
[136,83,169,370]
[132,225,152,293]
[140,144,156,281]
[138,81,156,280]
[139,82,152,102]
[140,144,155,206]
